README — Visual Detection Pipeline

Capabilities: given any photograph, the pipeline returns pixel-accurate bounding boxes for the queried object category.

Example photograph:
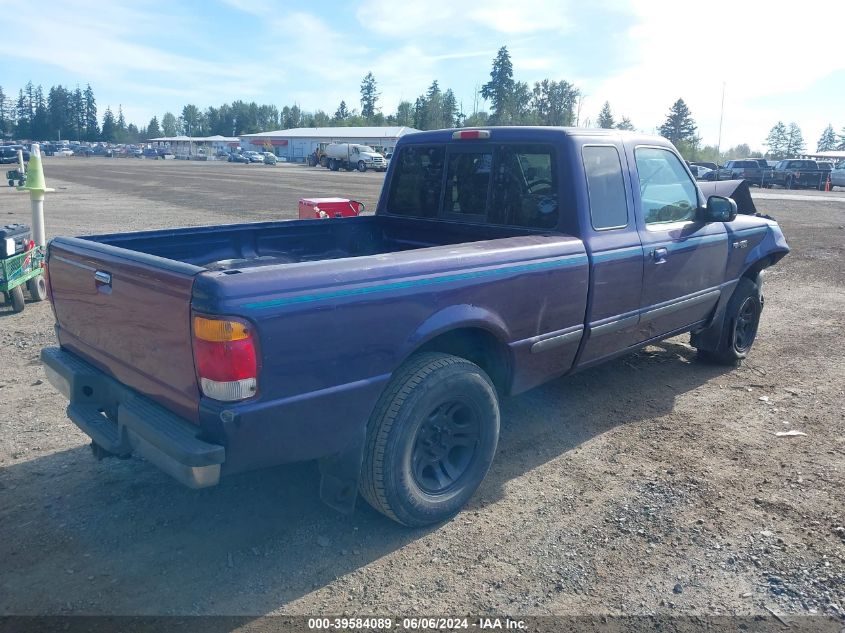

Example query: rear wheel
[10,284,25,313]
[27,275,47,301]
[697,277,761,365]
[360,352,500,527]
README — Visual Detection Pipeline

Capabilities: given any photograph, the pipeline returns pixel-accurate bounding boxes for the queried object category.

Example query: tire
[330,159,339,172]
[360,352,500,527]
[27,275,47,301]
[357,160,367,172]
[697,277,761,365]
[320,156,328,168]
[10,284,25,313]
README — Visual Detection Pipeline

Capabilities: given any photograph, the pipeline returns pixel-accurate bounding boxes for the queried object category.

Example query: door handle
[94,270,112,286]
[652,247,668,264]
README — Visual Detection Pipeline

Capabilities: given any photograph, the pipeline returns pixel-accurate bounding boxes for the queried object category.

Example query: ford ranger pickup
[41,127,789,526]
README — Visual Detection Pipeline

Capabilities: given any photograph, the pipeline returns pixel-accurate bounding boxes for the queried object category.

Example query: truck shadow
[0,340,732,616]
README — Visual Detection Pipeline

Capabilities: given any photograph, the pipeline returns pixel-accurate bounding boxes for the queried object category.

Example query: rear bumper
[41,346,225,488]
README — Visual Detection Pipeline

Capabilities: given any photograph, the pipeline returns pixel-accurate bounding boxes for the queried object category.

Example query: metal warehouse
[240,126,420,162]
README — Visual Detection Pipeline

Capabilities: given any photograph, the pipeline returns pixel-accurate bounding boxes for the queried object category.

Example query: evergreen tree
[658,98,697,145]
[360,72,378,120]
[16,89,31,138]
[32,86,49,139]
[116,105,127,142]
[83,84,98,141]
[47,85,70,139]
[616,116,635,131]
[784,122,804,157]
[0,86,9,139]
[597,101,614,128]
[101,106,116,141]
[816,124,836,152]
[333,100,349,122]
[838,126,845,151]
[70,86,84,140]
[313,110,331,126]
[147,116,161,138]
[765,121,788,159]
[481,46,515,124]
[441,89,458,128]
[425,81,443,129]
[395,101,413,127]
[180,104,202,135]
[161,112,178,136]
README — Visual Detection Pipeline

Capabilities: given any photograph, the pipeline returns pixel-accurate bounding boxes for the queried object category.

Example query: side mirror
[700,195,737,222]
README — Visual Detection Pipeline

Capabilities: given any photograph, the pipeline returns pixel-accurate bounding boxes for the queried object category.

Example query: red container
[298,198,363,219]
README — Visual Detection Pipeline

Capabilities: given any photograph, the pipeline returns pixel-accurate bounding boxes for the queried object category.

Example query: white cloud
[590,0,845,147]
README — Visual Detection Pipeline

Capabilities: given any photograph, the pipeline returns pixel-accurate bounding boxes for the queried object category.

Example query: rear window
[386,143,558,229]
[385,145,446,218]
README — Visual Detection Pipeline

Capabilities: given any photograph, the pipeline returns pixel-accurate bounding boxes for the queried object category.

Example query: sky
[1,0,843,150]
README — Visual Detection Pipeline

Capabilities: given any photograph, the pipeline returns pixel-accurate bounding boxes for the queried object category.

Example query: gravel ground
[0,159,843,621]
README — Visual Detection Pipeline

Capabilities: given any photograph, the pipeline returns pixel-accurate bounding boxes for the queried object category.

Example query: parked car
[829,162,845,190]
[40,127,790,527]
[92,145,114,158]
[227,152,250,163]
[707,159,771,186]
[242,151,264,163]
[688,165,713,179]
[769,159,826,190]
[73,146,94,157]
[142,148,160,159]
[0,145,31,164]
[53,147,74,157]
[689,161,718,171]
[262,152,278,165]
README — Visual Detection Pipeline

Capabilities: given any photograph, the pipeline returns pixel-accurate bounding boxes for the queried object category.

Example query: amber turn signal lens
[193,316,250,342]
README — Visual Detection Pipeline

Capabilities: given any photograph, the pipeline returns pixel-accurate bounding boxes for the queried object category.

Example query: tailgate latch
[94,270,112,288]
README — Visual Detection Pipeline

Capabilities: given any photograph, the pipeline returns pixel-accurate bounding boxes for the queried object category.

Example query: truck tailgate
[47,237,203,422]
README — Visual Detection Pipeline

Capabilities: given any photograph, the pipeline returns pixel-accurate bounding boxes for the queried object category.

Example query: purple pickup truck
[41,127,789,526]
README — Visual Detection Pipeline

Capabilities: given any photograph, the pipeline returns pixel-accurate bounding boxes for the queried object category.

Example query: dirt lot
[0,159,843,621]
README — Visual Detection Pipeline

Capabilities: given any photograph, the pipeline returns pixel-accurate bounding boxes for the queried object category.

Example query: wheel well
[415,328,511,394]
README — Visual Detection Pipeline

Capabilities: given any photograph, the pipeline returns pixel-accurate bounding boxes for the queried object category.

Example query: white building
[239,126,420,162]
[148,135,240,159]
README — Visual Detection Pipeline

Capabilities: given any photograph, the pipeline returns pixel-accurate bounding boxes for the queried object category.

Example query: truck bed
[79,215,548,271]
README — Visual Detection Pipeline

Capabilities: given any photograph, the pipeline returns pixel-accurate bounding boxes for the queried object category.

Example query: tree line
[3,46,844,160]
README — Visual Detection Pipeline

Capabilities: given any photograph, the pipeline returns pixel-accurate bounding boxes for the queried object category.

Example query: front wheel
[357,160,367,172]
[697,277,761,365]
[360,352,500,527]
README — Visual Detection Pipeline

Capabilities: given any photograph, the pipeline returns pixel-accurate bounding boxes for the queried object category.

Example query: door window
[635,147,699,225]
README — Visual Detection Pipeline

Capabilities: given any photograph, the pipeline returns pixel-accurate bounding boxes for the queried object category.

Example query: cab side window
[583,145,628,230]
[635,147,699,225]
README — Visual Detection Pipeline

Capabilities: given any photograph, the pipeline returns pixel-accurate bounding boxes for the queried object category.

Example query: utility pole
[716,81,726,162]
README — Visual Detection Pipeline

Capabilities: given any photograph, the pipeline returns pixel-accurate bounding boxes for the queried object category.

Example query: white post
[29,144,47,247]
[17,149,25,174]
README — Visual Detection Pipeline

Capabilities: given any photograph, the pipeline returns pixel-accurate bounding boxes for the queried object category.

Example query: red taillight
[192,316,258,402]
[452,129,490,140]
